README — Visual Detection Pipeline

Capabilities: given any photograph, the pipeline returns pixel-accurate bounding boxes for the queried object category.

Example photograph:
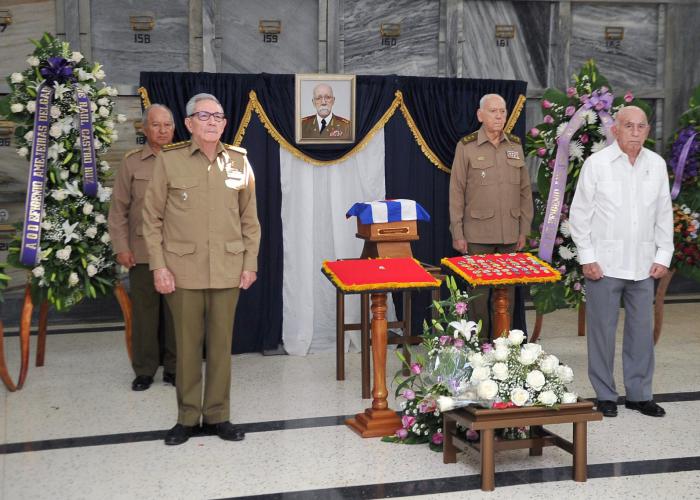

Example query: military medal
[182,192,188,201]
[506,150,521,160]
[481,171,486,178]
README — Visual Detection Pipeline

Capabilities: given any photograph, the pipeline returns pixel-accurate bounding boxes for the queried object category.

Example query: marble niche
[90,0,190,88]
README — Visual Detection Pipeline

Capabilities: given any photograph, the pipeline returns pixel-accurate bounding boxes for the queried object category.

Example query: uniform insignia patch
[506,150,521,160]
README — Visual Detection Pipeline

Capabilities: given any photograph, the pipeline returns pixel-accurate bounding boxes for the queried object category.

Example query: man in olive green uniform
[449,94,533,341]
[108,104,177,391]
[300,82,352,139]
[143,93,261,445]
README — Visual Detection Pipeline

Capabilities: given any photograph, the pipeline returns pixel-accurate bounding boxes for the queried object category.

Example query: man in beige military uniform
[300,82,352,139]
[108,104,177,391]
[449,93,533,340]
[143,93,261,445]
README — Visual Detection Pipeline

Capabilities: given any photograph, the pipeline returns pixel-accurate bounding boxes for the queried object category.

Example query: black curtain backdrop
[139,72,528,353]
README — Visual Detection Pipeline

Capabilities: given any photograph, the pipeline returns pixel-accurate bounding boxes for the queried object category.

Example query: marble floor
[1,299,699,499]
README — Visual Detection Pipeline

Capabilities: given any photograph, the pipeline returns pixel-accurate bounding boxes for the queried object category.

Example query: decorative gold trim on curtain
[137,87,151,108]
[397,94,450,173]
[505,94,526,134]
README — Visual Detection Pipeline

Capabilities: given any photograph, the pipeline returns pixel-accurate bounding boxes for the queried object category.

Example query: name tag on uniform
[477,156,485,161]
[506,150,520,160]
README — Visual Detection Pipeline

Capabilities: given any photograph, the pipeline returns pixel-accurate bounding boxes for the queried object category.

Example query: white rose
[49,124,63,138]
[94,69,105,80]
[51,190,67,201]
[59,170,69,180]
[50,106,62,119]
[85,226,97,238]
[17,147,29,158]
[86,264,98,277]
[468,351,485,368]
[70,51,84,63]
[68,272,80,287]
[95,214,106,224]
[117,114,127,123]
[11,103,24,113]
[538,390,558,406]
[97,97,110,106]
[526,370,546,390]
[522,343,542,358]
[10,72,24,83]
[93,138,102,149]
[508,329,526,345]
[76,68,93,81]
[98,106,110,118]
[27,56,40,67]
[556,365,574,384]
[100,232,111,244]
[56,246,72,260]
[25,101,36,113]
[518,348,539,366]
[105,86,118,97]
[82,203,94,215]
[491,362,509,381]
[539,354,559,374]
[100,161,110,172]
[562,392,578,404]
[477,380,499,400]
[41,220,52,230]
[24,130,33,141]
[32,266,45,278]
[510,387,529,407]
[493,346,509,362]
[470,366,491,382]
[90,102,98,112]
[493,336,510,348]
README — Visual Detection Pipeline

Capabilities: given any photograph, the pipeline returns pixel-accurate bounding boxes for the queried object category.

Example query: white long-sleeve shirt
[569,141,673,281]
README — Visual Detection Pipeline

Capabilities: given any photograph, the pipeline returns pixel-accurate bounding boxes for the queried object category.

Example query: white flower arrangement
[1,32,119,311]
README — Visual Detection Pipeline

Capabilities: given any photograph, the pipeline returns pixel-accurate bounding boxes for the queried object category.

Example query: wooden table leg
[16,284,33,390]
[443,416,457,464]
[361,293,370,398]
[573,421,588,482]
[577,304,586,337]
[346,292,402,437]
[480,428,496,491]
[35,302,49,367]
[335,288,345,381]
[401,291,411,376]
[529,425,543,456]
[530,313,544,343]
[492,286,511,338]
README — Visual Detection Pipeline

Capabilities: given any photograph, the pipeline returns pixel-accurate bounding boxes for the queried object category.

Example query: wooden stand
[346,292,402,437]
[530,305,586,343]
[443,401,602,491]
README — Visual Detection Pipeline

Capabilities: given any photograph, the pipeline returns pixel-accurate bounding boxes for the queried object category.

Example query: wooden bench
[443,400,602,491]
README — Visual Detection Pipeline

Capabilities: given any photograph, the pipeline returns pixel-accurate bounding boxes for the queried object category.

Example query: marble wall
[211,0,319,74]
[341,0,440,76]
[90,0,190,87]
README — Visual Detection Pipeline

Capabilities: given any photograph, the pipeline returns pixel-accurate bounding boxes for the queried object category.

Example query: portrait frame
[295,74,356,145]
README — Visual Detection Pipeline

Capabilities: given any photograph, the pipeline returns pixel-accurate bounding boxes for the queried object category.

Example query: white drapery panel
[280,130,397,355]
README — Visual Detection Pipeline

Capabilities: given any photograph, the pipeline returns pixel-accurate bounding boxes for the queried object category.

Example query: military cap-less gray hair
[142,103,174,125]
[185,93,223,116]
[479,94,507,109]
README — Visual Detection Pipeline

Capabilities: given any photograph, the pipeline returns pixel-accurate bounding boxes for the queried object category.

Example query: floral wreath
[0,33,125,310]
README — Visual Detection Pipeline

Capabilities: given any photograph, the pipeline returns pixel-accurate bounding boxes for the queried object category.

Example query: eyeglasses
[189,111,226,122]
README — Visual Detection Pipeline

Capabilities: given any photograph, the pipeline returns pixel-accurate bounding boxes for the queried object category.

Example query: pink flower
[481,342,493,353]
[418,399,437,413]
[453,338,465,348]
[410,363,422,375]
[529,238,539,248]
[548,159,555,169]
[466,429,479,441]
[595,102,604,111]
[573,282,582,291]
[566,87,576,98]
[395,428,408,439]
[455,302,468,315]
[537,147,547,157]
[401,415,416,429]
[431,432,444,445]
[580,133,590,144]
[530,127,540,137]
[565,105,575,117]
[438,335,451,346]
[542,99,553,109]
[543,115,554,124]
[624,91,634,103]
[402,389,416,400]
[555,237,564,245]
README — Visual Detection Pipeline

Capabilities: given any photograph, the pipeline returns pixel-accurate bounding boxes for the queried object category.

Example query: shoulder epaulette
[162,140,191,151]
[335,116,350,123]
[505,132,521,144]
[224,144,247,155]
[460,132,478,144]
[124,148,141,159]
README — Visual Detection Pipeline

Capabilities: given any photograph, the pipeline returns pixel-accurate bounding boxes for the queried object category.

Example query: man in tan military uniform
[300,82,352,139]
[449,93,533,340]
[108,104,177,391]
[143,93,261,445]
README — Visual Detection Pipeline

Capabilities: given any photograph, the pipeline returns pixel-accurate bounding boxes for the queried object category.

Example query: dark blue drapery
[139,72,528,353]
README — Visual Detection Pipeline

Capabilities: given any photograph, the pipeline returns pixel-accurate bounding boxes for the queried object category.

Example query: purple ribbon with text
[670,131,697,200]
[20,83,54,266]
[75,88,98,197]
[538,90,616,262]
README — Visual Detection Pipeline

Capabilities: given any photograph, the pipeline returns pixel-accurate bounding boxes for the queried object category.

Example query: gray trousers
[585,276,655,402]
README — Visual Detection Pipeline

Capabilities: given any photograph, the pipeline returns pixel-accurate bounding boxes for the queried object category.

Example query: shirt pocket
[506,158,525,184]
[164,241,197,279]
[641,181,657,207]
[595,239,623,273]
[471,161,496,186]
[223,241,245,278]
[133,171,152,201]
[168,177,199,212]
[597,181,622,207]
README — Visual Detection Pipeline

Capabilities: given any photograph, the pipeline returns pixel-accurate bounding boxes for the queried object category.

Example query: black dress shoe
[596,400,618,417]
[131,375,153,391]
[164,424,197,445]
[163,372,176,386]
[203,421,245,441]
[625,400,666,417]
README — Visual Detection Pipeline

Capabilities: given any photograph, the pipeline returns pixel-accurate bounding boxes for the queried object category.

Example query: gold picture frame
[295,74,356,145]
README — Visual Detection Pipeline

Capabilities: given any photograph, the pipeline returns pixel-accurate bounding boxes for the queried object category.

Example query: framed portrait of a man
[295,74,356,144]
